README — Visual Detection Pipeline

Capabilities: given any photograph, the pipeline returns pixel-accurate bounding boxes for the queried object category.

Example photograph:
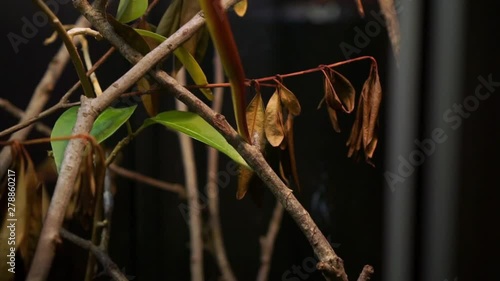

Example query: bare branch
[109,164,186,198]
[60,228,128,281]
[0,99,52,136]
[0,46,114,140]
[176,68,204,281]
[256,202,284,281]
[32,0,94,98]
[207,53,237,281]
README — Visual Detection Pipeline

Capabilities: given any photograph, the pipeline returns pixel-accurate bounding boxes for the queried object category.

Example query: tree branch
[109,164,186,198]
[0,46,114,139]
[32,0,94,98]
[207,52,237,281]
[0,98,52,136]
[176,69,204,281]
[256,202,284,281]
[59,228,128,281]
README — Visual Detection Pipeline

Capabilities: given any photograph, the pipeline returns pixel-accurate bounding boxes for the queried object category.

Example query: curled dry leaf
[237,92,266,199]
[347,61,382,164]
[0,144,44,272]
[324,69,356,113]
[278,84,301,116]
[264,91,285,147]
[285,114,301,190]
[322,68,355,133]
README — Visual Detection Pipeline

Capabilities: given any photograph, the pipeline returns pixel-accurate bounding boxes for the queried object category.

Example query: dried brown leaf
[285,115,300,190]
[327,106,341,133]
[265,91,285,147]
[324,69,356,113]
[238,92,266,199]
[347,61,382,164]
[279,84,301,116]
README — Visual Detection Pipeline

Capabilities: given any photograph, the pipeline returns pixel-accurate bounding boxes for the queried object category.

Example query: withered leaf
[347,61,382,164]
[324,69,356,114]
[279,84,301,116]
[264,91,285,147]
[237,92,266,199]
[327,106,341,133]
[246,92,266,149]
[285,114,300,190]
[0,145,42,272]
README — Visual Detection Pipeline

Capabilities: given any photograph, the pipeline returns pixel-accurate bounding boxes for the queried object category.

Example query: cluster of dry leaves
[237,60,382,201]
[0,137,106,276]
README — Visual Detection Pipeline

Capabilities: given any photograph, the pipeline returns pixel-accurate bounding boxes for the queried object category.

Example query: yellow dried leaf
[264,91,285,147]
[237,92,266,199]
[233,0,248,17]
[279,84,301,116]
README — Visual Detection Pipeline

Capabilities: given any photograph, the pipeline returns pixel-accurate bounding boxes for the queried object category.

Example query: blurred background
[0,0,498,280]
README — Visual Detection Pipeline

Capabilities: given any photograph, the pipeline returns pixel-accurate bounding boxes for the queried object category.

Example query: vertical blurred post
[421,0,465,280]
[383,0,423,280]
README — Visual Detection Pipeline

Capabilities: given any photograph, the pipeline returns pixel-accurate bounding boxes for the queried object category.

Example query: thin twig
[32,0,94,98]
[0,46,115,139]
[0,16,90,179]
[0,98,52,136]
[207,52,237,281]
[109,164,186,198]
[59,228,128,281]
[256,202,284,281]
[67,27,103,40]
[176,68,204,281]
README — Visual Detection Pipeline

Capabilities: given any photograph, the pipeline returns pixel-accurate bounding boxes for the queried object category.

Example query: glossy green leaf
[135,29,213,100]
[51,105,137,172]
[116,0,148,23]
[145,111,249,168]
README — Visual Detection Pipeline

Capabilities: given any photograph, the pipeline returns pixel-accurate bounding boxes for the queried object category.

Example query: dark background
[1,0,498,280]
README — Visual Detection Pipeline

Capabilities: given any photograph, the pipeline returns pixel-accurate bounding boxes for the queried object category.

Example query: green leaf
[145,111,249,168]
[51,105,137,172]
[135,29,213,100]
[116,0,148,23]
